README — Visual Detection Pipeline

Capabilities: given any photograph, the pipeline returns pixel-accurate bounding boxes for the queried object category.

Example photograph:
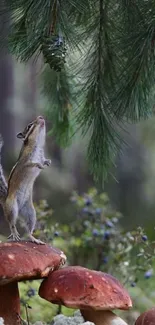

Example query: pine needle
[41,65,74,146]
[1,0,155,180]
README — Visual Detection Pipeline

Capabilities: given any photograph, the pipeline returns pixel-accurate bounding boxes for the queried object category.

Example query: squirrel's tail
[0,135,8,204]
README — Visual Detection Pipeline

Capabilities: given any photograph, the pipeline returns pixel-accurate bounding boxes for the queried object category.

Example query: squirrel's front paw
[44,159,51,167]
[36,163,44,169]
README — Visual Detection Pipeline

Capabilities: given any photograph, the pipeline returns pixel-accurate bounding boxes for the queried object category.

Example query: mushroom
[0,241,66,325]
[39,266,132,325]
[135,307,155,325]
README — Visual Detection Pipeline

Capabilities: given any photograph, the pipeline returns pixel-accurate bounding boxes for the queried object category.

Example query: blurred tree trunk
[0,55,14,160]
[0,6,14,163]
[0,2,15,236]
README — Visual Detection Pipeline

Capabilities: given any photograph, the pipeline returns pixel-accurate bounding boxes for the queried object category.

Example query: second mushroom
[39,265,132,325]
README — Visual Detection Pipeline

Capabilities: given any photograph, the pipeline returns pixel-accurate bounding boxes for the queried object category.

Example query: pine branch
[41,65,74,146]
[76,0,122,180]
[8,8,42,61]
[1,0,89,62]
[4,0,51,61]
[113,0,155,121]
[2,0,155,181]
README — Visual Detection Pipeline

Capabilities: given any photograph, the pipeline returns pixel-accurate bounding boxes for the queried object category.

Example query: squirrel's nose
[37,116,45,127]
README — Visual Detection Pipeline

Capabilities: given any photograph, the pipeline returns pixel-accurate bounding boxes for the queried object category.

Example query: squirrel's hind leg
[4,199,20,241]
[20,199,45,245]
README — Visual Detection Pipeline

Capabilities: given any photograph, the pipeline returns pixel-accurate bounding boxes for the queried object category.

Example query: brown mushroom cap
[39,266,132,311]
[0,241,66,284]
[0,241,66,325]
[135,308,155,325]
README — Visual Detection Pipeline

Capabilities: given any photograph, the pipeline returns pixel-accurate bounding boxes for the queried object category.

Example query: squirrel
[0,116,51,244]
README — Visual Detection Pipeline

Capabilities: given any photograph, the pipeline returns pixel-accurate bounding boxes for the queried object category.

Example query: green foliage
[75,1,122,179]
[2,0,155,179]
[19,189,155,322]
[114,0,155,121]
[35,190,155,297]
[41,65,74,146]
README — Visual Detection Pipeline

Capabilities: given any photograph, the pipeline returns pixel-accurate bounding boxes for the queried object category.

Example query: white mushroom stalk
[81,310,128,325]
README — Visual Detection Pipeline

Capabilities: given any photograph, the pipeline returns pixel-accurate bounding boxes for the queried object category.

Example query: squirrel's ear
[17,132,24,139]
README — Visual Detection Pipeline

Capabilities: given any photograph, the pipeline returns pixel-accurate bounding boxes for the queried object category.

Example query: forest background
[1,1,155,324]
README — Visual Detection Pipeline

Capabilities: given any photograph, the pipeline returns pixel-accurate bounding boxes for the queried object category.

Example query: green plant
[19,189,155,322]
[34,189,155,287]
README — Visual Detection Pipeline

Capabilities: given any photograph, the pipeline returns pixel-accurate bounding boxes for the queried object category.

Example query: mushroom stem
[81,309,128,325]
[0,282,20,325]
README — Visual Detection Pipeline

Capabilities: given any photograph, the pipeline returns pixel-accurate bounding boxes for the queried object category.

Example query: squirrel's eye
[26,123,33,131]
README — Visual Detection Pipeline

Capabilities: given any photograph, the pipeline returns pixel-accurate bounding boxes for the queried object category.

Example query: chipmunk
[0,116,51,244]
